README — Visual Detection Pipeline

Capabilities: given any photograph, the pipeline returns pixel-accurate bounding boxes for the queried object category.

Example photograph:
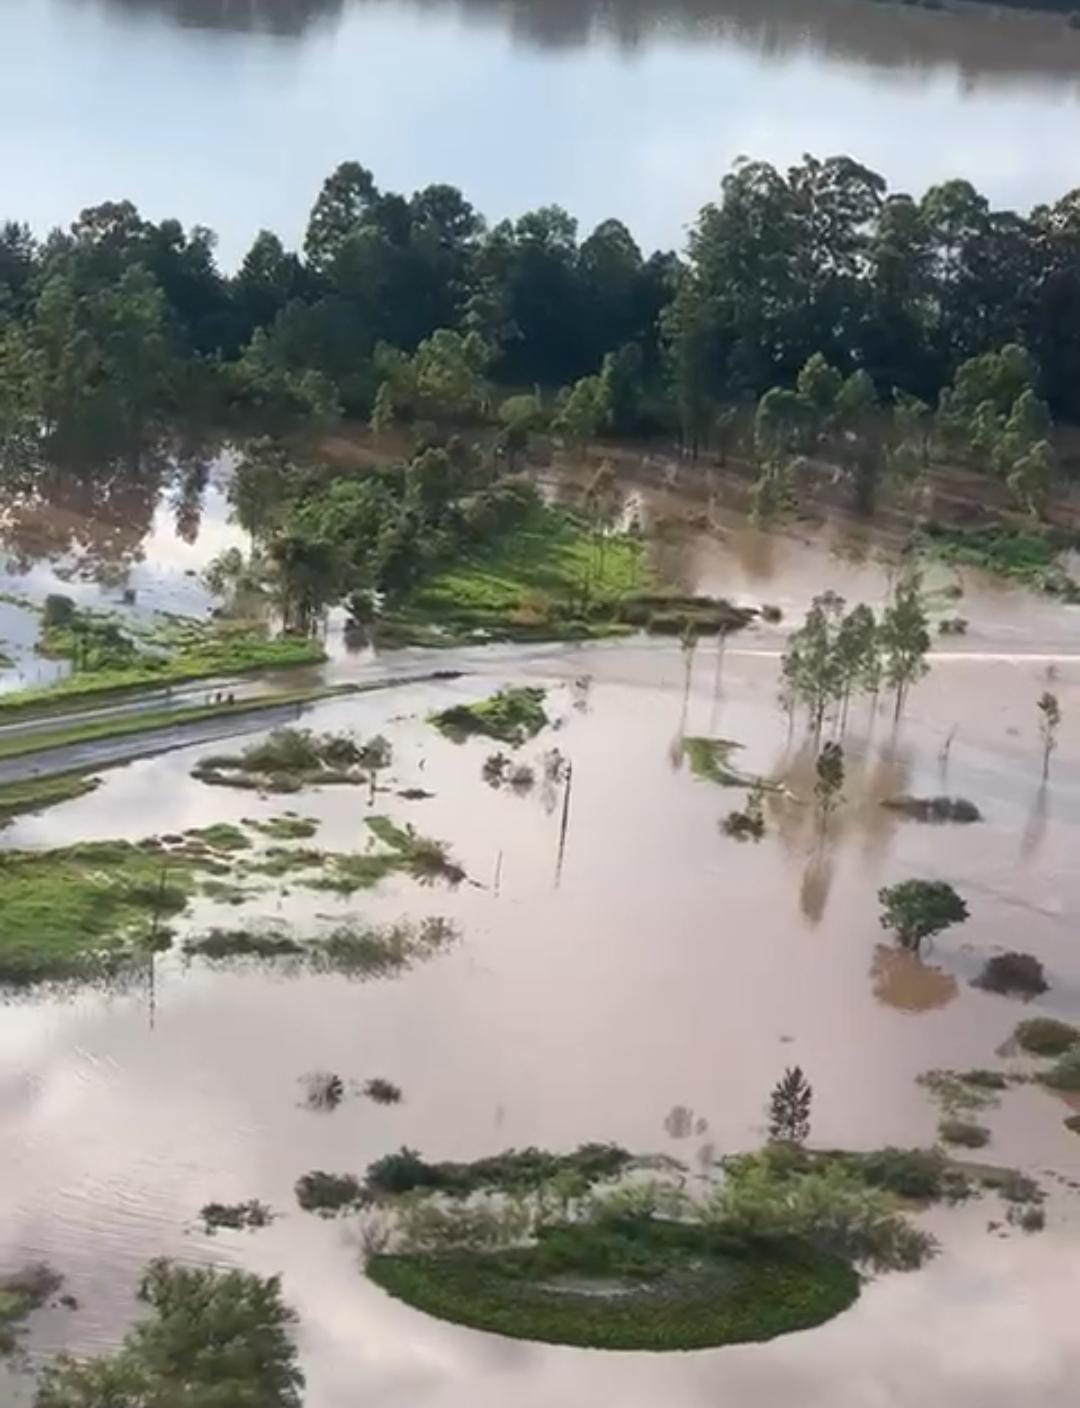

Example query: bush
[937,616,968,636]
[882,795,981,823]
[295,1171,367,1214]
[363,1078,402,1105]
[1040,1044,1080,1091]
[973,952,1048,997]
[857,1147,949,1201]
[1014,1017,1079,1056]
[938,1119,990,1149]
[1065,1115,1080,1135]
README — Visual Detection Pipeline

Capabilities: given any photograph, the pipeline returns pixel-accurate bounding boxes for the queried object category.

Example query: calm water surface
[5,0,1080,262]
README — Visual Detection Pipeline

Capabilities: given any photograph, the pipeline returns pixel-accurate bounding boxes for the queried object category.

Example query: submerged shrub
[938,1119,990,1149]
[1014,1017,1079,1056]
[1040,1044,1080,1092]
[364,1078,403,1105]
[973,952,1048,997]
[857,1147,951,1201]
[295,1171,368,1214]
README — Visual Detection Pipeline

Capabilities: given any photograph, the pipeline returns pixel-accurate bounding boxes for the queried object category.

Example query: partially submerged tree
[1037,690,1061,780]
[878,879,968,954]
[879,573,930,721]
[815,741,845,834]
[768,1066,813,1145]
[34,1260,303,1408]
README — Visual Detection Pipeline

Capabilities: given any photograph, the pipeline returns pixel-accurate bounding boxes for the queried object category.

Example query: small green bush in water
[432,687,548,746]
[1040,1045,1080,1092]
[973,952,1048,997]
[1014,1018,1079,1056]
[938,1119,991,1149]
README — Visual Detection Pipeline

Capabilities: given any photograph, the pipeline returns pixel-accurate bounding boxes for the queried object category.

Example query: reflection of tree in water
[799,852,832,926]
[0,432,217,583]
[870,943,958,1014]
[70,0,344,36]
[1019,783,1050,864]
[768,729,912,863]
[0,462,161,580]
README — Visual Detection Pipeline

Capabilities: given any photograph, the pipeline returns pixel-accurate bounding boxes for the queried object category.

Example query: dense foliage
[4,154,1080,482]
[368,1216,859,1351]
[33,1260,302,1407]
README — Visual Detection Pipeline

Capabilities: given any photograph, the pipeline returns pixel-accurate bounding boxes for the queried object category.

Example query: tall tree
[880,573,930,721]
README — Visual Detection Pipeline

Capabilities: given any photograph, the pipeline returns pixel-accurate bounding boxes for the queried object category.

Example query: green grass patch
[183,823,252,852]
[431,686,548,746]
[0,771,100,824]
[364,1143,632,1198]
[0,628,325,718]
[0,840,210,984]
[919,523,1080,601]
[1015,1018,1080,1057]
[367,1218,858,1351]
[383,505,650,644]
[243,814,319,840]
[192,726,387,792]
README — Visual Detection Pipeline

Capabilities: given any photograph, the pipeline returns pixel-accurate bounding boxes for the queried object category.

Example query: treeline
[3,153,1080,474]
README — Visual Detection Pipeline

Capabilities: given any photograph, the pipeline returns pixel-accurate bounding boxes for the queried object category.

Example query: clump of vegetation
[184,916,459,981]
[432,686,548,746]
[482,752,509,786]
[300,1071,345,1111]
[683,737,757,787]
[199,1200,275,1234]
[1064,1115,1080,1135]
[193,728,389,791]
[33,1259,302,1406]
[721,784,766,841]
[184,823,252,852]
[938,1119,991,1149]
[882,795,981,823]
[295,1171,369,1215]
[0,840,209,984]
[920,524,1080,601]
[918,1069,1003,1119]
[973,952,1048,997]
[1013,1204,1046,1233]
[367,1216,859,1352]
[0,1263,64,1358]
[244,814,319,840]
[878,879,968,953]
[1014,1017,1079,1056]
[0,772,101,826]
[365,1143,633,1199]
[937,616,968,636]
[1039,1044,1080,1091]
[364,1078,403,1105]
[852,1147,965,1202]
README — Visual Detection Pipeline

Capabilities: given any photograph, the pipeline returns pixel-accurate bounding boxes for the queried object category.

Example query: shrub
[857,1147,949,1201]
[938,1119,990,1149]
[761,604,783,623]
[200,1200,274,1233]
[295,1171,367,1214]
[973,952,1048,997]
[882,795,981,823]
[1065,1115,1080,1135]
[1040,1044,1080,1091]
[1014,1017,1079,1056]
[937,616,968,636]
[364,1078,402,1105]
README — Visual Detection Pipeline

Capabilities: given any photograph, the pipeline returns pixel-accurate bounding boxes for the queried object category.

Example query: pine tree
[768,1066,812,1145]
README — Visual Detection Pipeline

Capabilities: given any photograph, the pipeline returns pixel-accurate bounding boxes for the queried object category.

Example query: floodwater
[6,0,1080,263]
[3,476,1080,1402]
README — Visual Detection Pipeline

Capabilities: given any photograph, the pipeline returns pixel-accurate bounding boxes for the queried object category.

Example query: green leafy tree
[600,342,644,435]
[554,374,611,447]
[768,1066,813,1145]
[779,592,845,737]
[230,438,295,542]
[880,573,930,720]
[833,603,880,726]
[796,352,842,427]
[878,879,968,953]
[34,1259,303,1408]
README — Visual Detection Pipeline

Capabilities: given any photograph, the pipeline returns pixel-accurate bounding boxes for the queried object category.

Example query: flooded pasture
[3,477,1080,1403]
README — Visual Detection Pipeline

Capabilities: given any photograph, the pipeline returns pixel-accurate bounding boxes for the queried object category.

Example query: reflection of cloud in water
[871,944,958,1014]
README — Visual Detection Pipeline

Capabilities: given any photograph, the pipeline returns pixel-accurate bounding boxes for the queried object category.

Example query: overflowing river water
[1,456,1080,1403]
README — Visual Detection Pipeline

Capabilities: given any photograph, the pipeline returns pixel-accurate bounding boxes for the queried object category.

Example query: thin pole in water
[494,849,503,897]
[555,760,573,888]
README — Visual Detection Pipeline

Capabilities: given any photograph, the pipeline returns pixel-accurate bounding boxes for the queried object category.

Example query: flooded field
[2,458,1080,1402]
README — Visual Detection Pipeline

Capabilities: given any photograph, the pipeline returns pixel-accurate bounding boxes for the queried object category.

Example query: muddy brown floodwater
[3,471,1080,1404]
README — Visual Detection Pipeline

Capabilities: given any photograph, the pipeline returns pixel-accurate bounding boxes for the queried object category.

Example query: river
[5,0,1080,264]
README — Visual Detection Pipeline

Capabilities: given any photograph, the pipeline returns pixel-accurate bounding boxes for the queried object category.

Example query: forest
[0,153,1077,506]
